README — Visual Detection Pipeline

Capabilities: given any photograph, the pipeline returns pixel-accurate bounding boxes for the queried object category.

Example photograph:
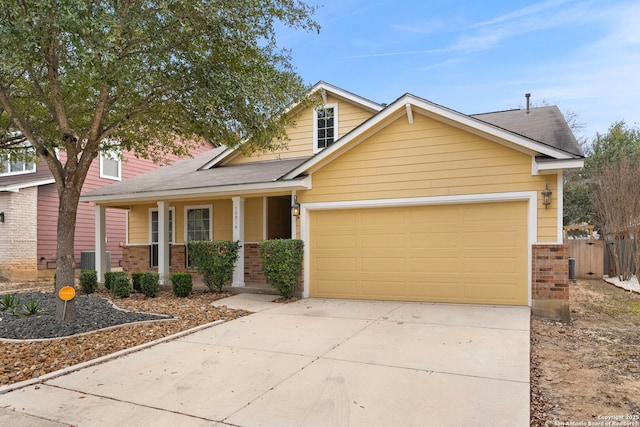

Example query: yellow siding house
[81,82,584,319]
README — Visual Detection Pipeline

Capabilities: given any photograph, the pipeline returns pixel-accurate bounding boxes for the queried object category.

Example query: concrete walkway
[0,294,530,426]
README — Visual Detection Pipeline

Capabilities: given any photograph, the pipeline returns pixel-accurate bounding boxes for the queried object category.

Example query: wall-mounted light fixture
[291,196,300,217]
[542,181,552,208]
[0,212,4,223]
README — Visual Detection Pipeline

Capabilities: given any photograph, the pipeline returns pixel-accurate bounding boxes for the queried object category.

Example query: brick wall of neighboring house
[0,187,38,280]
[532,243,570,321]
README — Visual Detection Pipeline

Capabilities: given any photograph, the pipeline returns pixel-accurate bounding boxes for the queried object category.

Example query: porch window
[150,208,174,268]
[185,205,212,267]
[314,104,338,152]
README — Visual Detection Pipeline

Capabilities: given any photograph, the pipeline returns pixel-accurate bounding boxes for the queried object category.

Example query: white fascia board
[198,147,235,170]
[532,158,584,175]
[311,82,384,112]
[0,178,55,192]
[283,103,406,179]
[80,176,312,205]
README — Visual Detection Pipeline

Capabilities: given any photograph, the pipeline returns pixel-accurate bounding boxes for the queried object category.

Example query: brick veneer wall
[0,188,38,280]
[532,243,569,321]
[122,242,303,291]
[244,243,267,285]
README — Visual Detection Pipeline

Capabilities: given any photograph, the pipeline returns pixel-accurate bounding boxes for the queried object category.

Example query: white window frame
[184,205,213,268]
[100,149,122,181]
[0,148,36,177]
[313,103,339,153]
[184,205,213,242]
[149,207,176,244]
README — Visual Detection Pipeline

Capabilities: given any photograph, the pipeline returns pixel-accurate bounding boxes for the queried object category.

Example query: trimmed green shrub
[111,274,131,298]
[104,271,128,290]
[259,239,304,299]
[131,271,144,292]
[171,272,193,297]
[187,240,240,293]
[140,271,160,297]
[79,270,98,294]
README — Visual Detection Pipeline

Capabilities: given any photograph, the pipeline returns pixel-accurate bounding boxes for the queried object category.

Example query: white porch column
[95,205,107,283]
[232,196,245,287]
[157,201,170,285]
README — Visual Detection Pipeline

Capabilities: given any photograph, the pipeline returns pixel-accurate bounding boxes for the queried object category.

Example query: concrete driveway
[0,294,530,426]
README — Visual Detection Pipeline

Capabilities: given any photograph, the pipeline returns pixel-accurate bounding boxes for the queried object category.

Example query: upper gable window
[100,149,121,181]
[314,103,338,152]
[0,147,36,176]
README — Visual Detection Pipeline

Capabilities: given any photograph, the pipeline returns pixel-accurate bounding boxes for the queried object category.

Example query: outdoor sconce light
[291,196,300,217]
[542,181,552,208]
[0,212,4,223]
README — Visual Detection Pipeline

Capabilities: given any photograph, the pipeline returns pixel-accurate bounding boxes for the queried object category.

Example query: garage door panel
[407,257,458,273]
[314,279,358,296]
[317,234,357,248]
[408,232,459,249]
[310,202,528,305]
[407,280,463,300]
[361,234,405,249]
[361,257,405,273]
[315,256,357,272]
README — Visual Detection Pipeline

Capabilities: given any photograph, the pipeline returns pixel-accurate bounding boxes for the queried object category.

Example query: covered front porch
[92,192,304,292]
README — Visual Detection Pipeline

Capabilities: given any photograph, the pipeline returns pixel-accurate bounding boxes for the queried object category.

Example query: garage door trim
[300,191,538,305]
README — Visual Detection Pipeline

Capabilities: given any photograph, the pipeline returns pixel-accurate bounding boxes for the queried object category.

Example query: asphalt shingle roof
[82,148,311,198]
[472,106,584,157]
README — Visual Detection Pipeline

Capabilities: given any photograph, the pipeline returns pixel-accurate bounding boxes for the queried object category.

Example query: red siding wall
[36,143,213,272]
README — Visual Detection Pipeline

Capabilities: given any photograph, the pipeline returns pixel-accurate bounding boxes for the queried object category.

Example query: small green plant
[187,240,240,293]
[104,271,127,290]
[171,272,193,297]
[0,294,22,315]
[131,271,144,292]
[259,239,304,299]
[79,270,98,294]
[21,300,46,316]
[111,274,131,298]
[140,271,160,297]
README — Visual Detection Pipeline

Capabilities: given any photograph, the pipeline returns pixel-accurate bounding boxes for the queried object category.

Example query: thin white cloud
[470,0,576,28]
[351,0,590,58]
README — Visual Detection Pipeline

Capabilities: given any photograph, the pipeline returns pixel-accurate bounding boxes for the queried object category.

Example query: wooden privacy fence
[566,239,604,279]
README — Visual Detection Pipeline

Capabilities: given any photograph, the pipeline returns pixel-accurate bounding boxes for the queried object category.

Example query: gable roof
[282,93,584,179]
[81,83,585,204]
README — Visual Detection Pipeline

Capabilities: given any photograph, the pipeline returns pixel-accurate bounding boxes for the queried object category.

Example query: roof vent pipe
[525,93,531,115]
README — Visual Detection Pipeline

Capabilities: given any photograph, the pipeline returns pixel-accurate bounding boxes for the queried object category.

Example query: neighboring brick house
[0,144,212,281]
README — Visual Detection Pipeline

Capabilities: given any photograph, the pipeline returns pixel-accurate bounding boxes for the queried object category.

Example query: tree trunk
[55,185,81,322]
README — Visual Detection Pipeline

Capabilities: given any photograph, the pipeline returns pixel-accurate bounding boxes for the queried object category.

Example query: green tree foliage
[0,1,318,321]
[564,121,640,227]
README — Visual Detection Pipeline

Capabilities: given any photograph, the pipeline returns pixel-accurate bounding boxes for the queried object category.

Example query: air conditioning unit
[80,251,111,272]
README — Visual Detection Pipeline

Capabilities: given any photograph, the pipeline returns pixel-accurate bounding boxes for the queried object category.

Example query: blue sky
[280,0,640,145]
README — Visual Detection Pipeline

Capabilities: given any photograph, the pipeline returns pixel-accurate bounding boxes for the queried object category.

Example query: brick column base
[532,243,570,322]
